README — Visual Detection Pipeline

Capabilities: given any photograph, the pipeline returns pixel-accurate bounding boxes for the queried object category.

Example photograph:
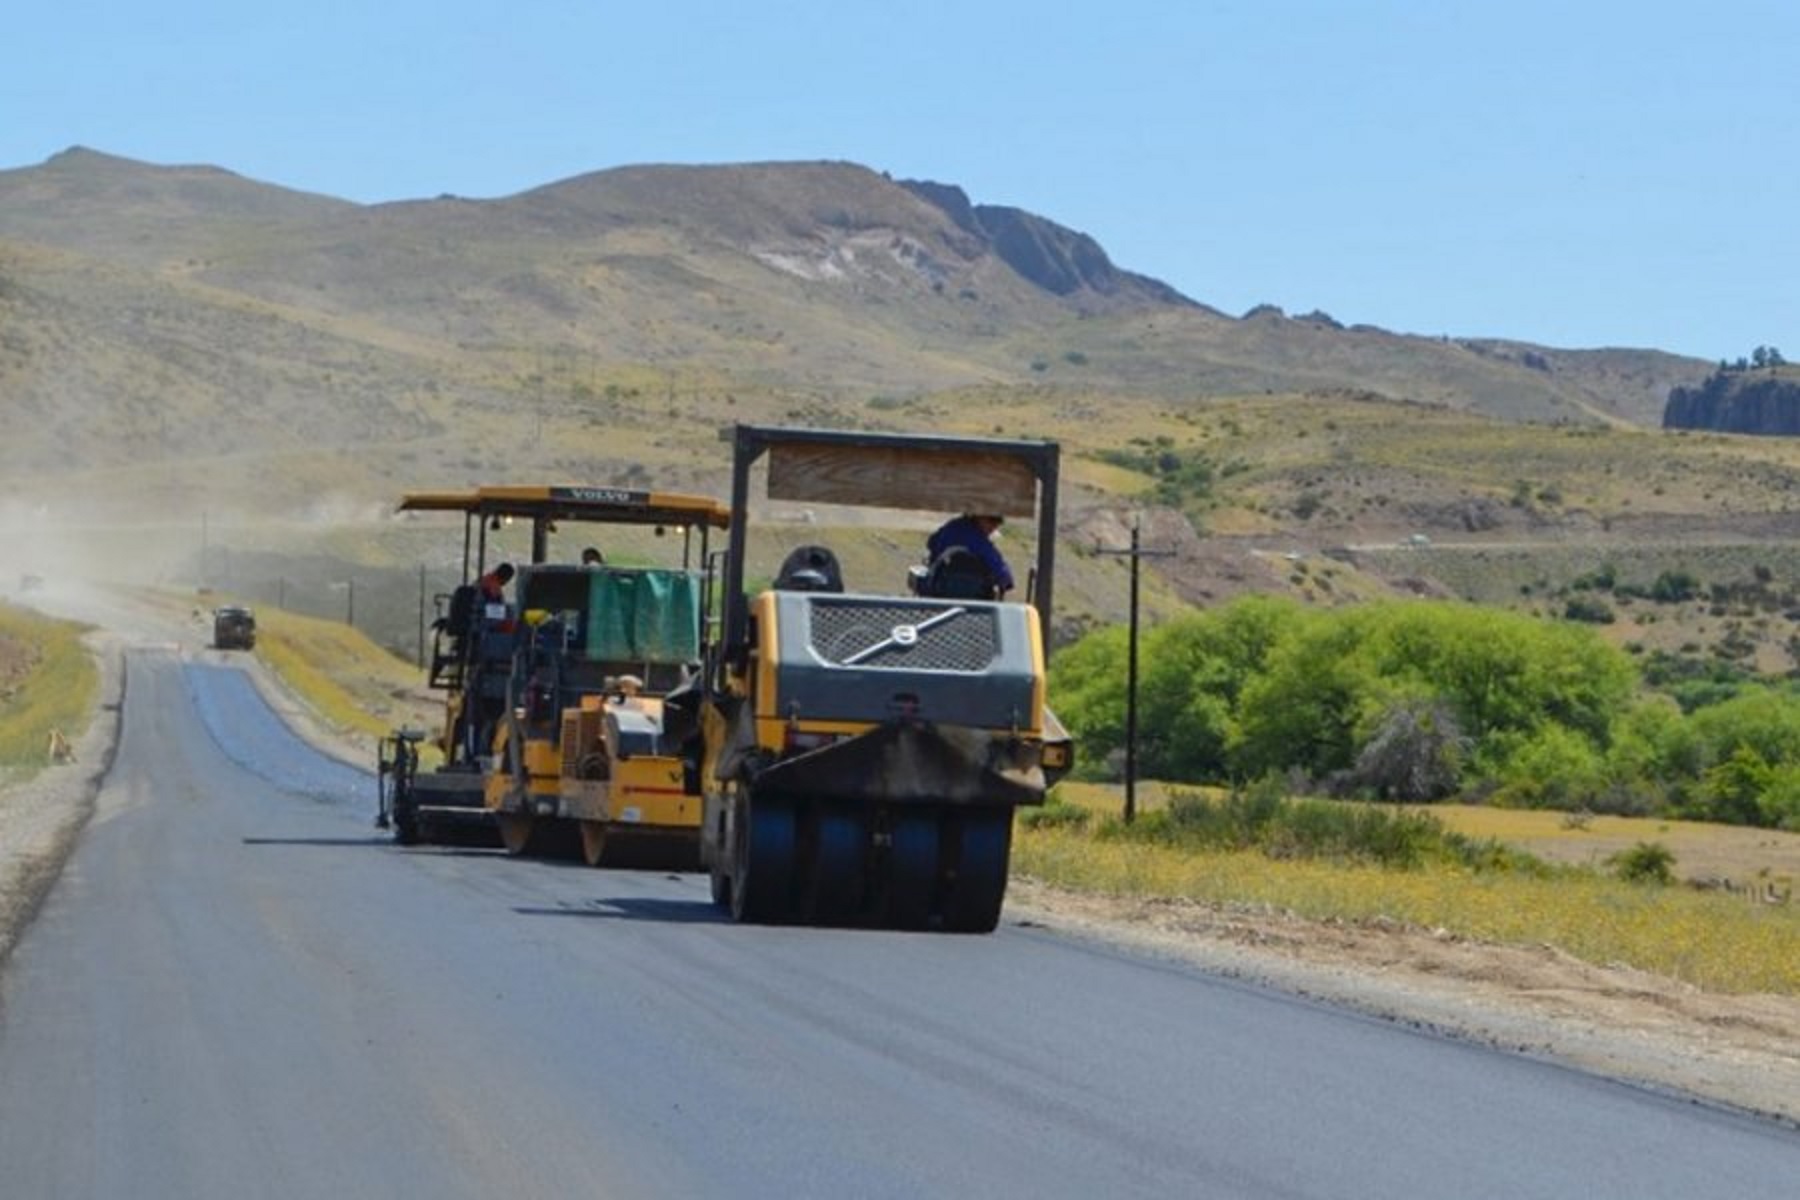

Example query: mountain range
[0,146,1712,520]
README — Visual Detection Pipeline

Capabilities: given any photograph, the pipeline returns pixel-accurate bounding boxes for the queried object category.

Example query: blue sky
[4,1,1795,360]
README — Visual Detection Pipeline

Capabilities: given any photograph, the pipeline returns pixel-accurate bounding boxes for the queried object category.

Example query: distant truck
[212,605,257,651]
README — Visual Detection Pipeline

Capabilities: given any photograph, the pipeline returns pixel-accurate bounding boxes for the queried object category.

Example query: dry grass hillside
[0,149,1714,513]
[2,145,1790,669]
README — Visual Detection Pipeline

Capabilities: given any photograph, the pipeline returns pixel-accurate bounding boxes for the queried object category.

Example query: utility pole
[417,564,427,668]
[1095,519,1174,824]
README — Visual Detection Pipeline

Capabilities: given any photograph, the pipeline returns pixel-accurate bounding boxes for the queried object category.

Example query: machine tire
[497,813,534,856]
[498,814,582,859]
[942,809,1012,934]
[885,811,941,930]
[498,813,562,857]
[730,793,796,924]
[803,805,867,924]
[389,782,420,846]
[578,820,607,867]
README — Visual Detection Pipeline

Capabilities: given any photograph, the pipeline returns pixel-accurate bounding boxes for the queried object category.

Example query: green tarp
[584,569,701,663]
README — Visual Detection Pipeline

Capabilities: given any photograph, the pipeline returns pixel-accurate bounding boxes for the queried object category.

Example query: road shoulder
[1006,880,1800,1128]
[0,632,125,968]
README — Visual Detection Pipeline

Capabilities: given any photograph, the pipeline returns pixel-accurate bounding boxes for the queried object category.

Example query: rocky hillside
[0,147,1718,521]
[897,179,1196,305]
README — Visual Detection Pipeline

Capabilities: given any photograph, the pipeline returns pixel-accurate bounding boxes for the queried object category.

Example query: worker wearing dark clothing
[478,562,515,601]
[926,514,1013,595]
[463,561,518,759]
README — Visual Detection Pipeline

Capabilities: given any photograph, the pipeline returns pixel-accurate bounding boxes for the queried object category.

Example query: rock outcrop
[1664,370,1800,435]
[900,179,1195,306]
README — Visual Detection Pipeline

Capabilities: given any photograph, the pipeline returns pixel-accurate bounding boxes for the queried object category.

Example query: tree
[1687,687,1800,773]
[1490,724,1608,809]
[1231,618,1373,779]
[1046,625,1129,779]
[1605,695,1699,806]
[1138,596,1302,780]
[1350,697,1467,801]
[1699,744,1772,826]
[1755,764,1800,831]
[1349,602,1635,747]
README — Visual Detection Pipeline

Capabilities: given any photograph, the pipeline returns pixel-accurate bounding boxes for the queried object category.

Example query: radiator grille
[806,601,999,671]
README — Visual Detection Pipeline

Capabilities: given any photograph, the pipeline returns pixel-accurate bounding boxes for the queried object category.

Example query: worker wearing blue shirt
[926,513,1014,595]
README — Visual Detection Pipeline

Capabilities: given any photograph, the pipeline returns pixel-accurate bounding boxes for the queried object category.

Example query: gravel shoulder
[1005,881,1799,1128]
[0,630,125,969]
[3,613,1795,1130]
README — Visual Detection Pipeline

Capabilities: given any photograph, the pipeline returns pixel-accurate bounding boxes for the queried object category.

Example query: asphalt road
[0,649,1794,1198]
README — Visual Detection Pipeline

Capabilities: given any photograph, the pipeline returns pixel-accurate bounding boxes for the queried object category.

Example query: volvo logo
[841,606,965,666]
[554,486,642,505]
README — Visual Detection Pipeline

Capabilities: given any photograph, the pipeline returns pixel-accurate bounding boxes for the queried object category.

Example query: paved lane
[1,650,1794,1197]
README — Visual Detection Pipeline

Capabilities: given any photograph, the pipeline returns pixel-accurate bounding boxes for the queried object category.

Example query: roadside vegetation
[0,603,96,782]
[1051,594,1800,831]
[1016,782,1800,994]
[1035,592,1800,993]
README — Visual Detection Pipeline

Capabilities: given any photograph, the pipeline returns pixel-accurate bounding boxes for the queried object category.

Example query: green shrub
[1610,841,1676,885]
[1019,799,1092,831]
[1443,833,1556,876]
[1488,725,1608,809]
[1562,595,1616,624]
[1129,779,1494,872]
[1570,563,1616,592]
[1650,571,1702,603]
[1093,437,1217,514]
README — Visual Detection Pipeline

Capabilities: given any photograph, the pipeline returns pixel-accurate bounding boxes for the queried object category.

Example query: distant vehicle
[212,606,257,650]
[1406,533,1432,548]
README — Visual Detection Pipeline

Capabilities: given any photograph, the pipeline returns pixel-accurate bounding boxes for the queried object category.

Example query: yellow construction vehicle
[699,426,1073,931]
[377,484,730,866]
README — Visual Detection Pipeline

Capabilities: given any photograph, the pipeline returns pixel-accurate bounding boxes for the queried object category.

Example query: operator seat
[774,544,844,593]
[921,546,1000,601]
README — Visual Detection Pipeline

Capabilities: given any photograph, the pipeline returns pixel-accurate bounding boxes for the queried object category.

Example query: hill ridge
[0,146,1716,521]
